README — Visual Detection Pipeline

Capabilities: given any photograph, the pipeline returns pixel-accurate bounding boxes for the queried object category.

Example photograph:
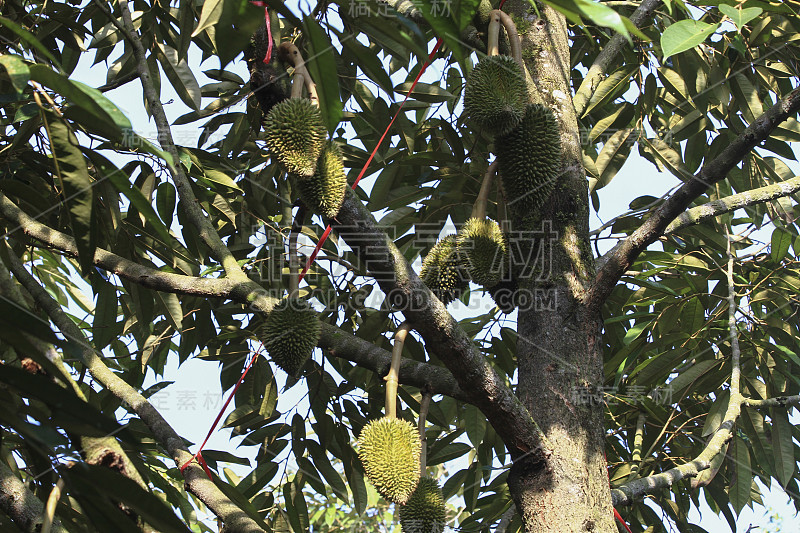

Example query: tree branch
[331,190,545,458]
[0,461,66,533]
[0,193,464,400]
[665,175,800,233]
[572,0,662,117]
[588,87,800,314]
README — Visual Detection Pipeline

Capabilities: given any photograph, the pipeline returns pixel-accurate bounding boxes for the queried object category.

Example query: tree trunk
[505,2,616,531]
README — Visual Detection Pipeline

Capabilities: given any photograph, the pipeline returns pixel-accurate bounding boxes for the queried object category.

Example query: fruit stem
[385,322,410,419]
[418,391,432,474]
[278,42,319,106]
[290,73,304,98]
[490,9,523,70]
[289,205,306,298]
[471,160,498,220]
[487,14,500,56]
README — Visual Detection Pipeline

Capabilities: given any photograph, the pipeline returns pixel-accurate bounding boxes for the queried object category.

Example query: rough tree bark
[506,1,616,531]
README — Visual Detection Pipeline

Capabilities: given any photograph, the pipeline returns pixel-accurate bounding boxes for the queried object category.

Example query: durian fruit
[398,477,447,533]
[457,217,507,287]
[419,235,469,305]
[356,417,421,504]
[292,141,348,219]
[258,297,321,376]
[495,103,561,220]
[264,98,327,177]
[464,55,527,137]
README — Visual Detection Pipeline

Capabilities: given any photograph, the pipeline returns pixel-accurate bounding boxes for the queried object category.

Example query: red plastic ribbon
[249,1,273,63]
[298,38,445,282]
[180,351,261,478]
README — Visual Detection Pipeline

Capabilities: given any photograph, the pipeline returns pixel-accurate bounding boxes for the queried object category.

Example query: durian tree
[3,0,800,532]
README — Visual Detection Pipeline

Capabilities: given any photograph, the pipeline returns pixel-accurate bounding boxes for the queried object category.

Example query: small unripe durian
[457,218,507,287]
[496,104,562,220]
[293,141,348,218]
[398,477,446,533]
[264,98,327,177]
[464,56,527,137]
[258,297,321,376]
[419,235,469,305]
[356,417,421,504]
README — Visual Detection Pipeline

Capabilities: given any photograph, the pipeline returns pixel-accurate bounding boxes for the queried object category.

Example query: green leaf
[541,0,634,41]
[718,4,762,31]
[0,17,62,70]
[156,43,201,111]
[193,0,263,67]
[44,116,96,276]
[29,65,123,141]
[0,54,30,93]
[308,442,349,503]
[660,20,720,60]
[771,408,795,488]
[728,435,752,515]
[303,17,343,133]
[771,228,792,263]
[394,81,454,103]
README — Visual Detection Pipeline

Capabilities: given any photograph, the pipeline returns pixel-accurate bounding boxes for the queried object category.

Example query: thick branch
[572,0,662,117]
[0,193,463,400]
[332,190,544,458]
[589,87,800,313]
[745,395,800,408]
[318,326,469,403]
[0,461,66,533]
[666,175,800,233]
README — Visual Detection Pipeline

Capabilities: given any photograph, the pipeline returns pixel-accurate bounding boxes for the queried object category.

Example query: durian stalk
[290,72,304,99]
[491,10,523,70]
[487,14,501,57]
[278,42,319,107]
[385,322,410,419]
[418,391,431,475]
[289,206,306,299]
[471,161,498,221]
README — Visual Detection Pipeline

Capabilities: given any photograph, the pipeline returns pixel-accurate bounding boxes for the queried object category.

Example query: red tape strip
[299,38,445,282]
[180,351,261,478]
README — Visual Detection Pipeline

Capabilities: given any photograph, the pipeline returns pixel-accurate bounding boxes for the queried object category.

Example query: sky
[50,2,800,531]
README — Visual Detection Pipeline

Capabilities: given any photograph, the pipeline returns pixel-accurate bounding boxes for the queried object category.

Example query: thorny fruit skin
[457,217,507,287]
[398,476,447,533]
[292,141,347,219]
[258,297,322,377]
[356,417,421,504]
[420,235,470,305]
[495,103,562,221]
[464,55,528,137]
[264,98,327,177]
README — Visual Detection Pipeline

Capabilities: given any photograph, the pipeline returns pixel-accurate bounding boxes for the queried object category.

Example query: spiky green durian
[258,297,321,376]
[264,98,327,177]
[464,56,527,137]
[488,278,518,314]
[495,103,561,220]
[419,235,469,305]
[398,477,446,533]
[356,417,421,504]
[457,217,507,287]
[293,141,348,218]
